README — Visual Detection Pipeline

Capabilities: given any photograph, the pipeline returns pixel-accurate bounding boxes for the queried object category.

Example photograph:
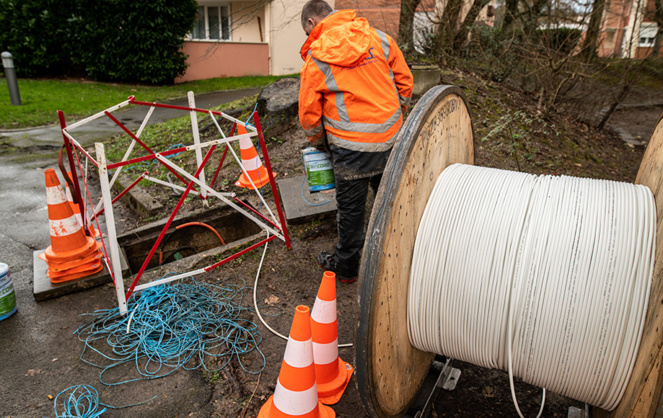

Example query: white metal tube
[156,154,284,239]
[65,99,132,131]
[133,268,208,292]
[95,142,128,316]
[108,106,156,189]
[188,92,208,206]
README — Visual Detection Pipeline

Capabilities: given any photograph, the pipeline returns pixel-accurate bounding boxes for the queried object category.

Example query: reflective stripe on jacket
[299,10,413,152]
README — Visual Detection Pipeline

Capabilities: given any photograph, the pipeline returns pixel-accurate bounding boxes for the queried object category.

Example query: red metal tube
[210,144,229,188]
[233,197,281,230]
[129,97,223,116]
[107,146,186,170]
[252,112,291,249]
[104,111,189,186]
[58,111,87,233]
[95,172,147,217]
[125,144,217,299]
[204,235,277,272]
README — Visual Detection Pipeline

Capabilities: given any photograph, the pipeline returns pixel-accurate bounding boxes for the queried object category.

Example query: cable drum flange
[355,85,475,418]
[407,164,656,413]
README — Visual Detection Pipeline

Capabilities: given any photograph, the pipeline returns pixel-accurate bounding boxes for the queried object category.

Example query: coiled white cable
[407,164,655,414]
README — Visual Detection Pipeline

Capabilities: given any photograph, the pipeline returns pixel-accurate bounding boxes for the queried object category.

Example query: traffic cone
[235,124,274,189]
[258,305,335,418]
[310,271,353,405]
[38,169,102,283]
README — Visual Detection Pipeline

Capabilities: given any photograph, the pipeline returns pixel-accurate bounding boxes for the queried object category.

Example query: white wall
[266,0,335,76]
[231,1,266,43]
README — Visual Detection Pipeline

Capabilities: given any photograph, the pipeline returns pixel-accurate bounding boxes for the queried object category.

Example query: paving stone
[33,248,130,302]
[277,175,337,224]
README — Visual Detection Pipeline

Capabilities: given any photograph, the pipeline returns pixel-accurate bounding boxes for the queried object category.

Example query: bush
[0,0,197,84]
[0,0,75,77]
[535,28,583,55]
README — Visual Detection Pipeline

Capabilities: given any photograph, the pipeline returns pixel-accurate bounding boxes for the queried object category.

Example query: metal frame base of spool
[402,355,461,418]
[354,84,663,417]
[355,85,475,417]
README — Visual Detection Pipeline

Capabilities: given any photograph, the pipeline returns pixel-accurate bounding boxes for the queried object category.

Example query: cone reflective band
[258,305,335,418]
[235,124,273,189]
[40,169,102,283]
[310,271,353,404]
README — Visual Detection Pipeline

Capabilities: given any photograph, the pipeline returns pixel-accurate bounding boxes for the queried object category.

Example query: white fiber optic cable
[407,164,655,415]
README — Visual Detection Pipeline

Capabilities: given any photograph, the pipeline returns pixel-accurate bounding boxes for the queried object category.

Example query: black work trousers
[333,173,382,277]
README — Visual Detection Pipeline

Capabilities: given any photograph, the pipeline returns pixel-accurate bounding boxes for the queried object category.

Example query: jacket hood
[300,10,372,67]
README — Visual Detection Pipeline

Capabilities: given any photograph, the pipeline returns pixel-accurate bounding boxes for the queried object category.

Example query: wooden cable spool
[354,85,663,417]
[355,85,474,417]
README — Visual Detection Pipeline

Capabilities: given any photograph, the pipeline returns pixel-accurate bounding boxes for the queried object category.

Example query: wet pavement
[0,88,259,417]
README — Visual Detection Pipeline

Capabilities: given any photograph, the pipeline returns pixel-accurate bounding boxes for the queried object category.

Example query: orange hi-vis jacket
[299,10,414,152]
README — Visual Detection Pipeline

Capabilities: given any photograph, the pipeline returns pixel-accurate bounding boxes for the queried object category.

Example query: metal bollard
[2,52,21,106]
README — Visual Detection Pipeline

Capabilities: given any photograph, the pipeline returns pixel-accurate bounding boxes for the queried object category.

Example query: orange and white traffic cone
[258,305,335,418]
[235,124,274,189]
[310,271,353,405]
[38,169,102,283]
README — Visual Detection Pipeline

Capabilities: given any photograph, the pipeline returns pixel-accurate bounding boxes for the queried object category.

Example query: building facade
[598,0,661,58]
[176,0,333,83]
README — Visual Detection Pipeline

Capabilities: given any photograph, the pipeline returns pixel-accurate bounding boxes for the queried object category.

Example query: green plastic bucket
[0,262,16,322]
[302,148,335,192]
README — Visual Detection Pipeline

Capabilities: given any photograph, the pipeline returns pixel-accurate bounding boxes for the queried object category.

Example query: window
[191,5,231,41]
[638,23,658,47]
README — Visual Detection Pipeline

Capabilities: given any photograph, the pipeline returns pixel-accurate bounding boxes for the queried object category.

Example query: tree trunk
[502,0,520,30]
[653,0,663,56]
[523,0,546,37]
[453,0,491,50]
[598,81,631,130]
[436,0,464,51]
[580,0,607,61]
[398,0,423,54]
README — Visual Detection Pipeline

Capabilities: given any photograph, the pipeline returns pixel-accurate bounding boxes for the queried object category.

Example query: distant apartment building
[598,0,661,58]
[335,0,496,51]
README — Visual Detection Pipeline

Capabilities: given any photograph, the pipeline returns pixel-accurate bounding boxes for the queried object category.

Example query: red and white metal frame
[58,94,291,315]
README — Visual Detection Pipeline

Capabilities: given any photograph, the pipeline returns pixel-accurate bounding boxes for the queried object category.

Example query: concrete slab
[33,248,130,302]
[277,175,337,224]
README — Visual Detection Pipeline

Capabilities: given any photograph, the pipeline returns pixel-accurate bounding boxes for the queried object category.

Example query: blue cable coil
[74,277,266,386]
[53,384,154,417]
[54,385,107,418]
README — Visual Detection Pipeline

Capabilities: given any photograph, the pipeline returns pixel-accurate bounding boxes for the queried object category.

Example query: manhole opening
[117,206,263,273]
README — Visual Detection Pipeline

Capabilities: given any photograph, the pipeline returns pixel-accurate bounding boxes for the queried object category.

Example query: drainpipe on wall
[265,2,273,76]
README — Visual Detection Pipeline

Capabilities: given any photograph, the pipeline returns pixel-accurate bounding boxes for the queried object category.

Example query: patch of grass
[0,75,295,129]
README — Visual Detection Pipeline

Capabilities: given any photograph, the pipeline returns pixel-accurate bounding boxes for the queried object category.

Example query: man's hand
[315,143,326,152]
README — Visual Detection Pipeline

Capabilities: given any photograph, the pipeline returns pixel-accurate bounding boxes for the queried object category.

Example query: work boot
[317,251,357,283]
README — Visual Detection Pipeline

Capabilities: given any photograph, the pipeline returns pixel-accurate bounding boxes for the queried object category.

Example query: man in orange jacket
[299,0,413,282]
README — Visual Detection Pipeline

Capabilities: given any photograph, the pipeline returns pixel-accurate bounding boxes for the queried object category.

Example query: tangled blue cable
[53,384,154,417]
[54,385,107,418]
[74,277,265,386]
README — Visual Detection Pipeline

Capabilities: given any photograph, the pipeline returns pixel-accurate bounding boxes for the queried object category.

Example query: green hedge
[0,0,197,84]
